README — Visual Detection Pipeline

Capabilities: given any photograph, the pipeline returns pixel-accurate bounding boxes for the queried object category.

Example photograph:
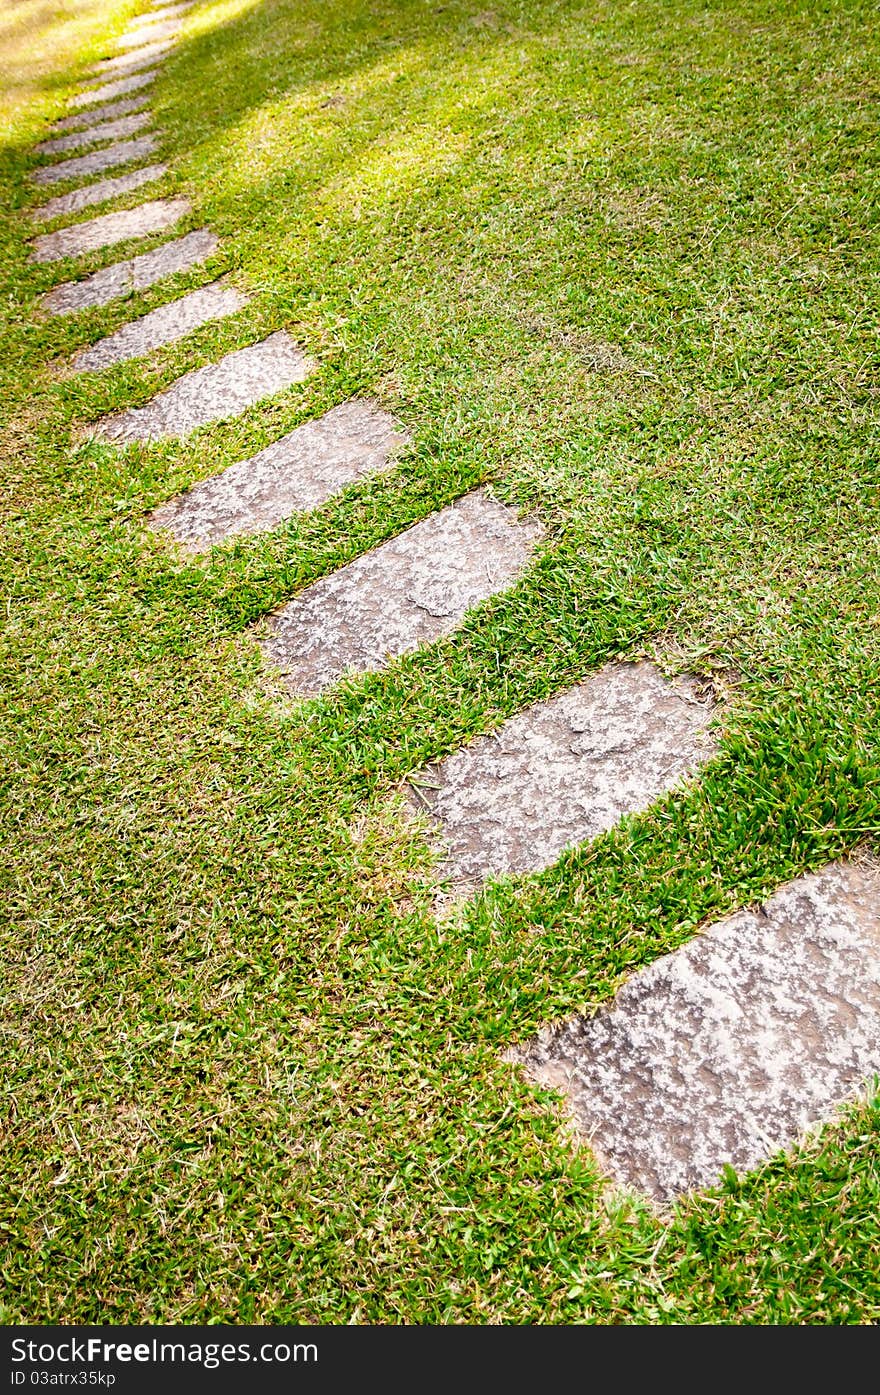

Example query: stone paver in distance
[71,282,247,372]
[92,332,313,442]
[32,198,189,263]
[406,661,716,891]
[91,42,173,78]
[150,399,407,549]
[31,165,167,223]
[32,134,159,186]
[71,70,156,108]
[42,230,218,315]
[36,112,151,157]
[261,491,542,696]
[513,860,880,1203]
[116,19,182,49]
[49,96,149,134]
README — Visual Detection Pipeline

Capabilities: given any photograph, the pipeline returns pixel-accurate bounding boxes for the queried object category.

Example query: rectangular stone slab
[32,134,159,186]
[91,331,313,442]
[71,281,247,372]
[71,70,156,108]
[514,861,880,1204]
[148,399,407,549]
[36,112,151,157]
[49,96,149,133]
[91,42,173,76]
[31,164,167,223]
[406,662,716,889]
[42,230,218,315]
[261,491,542,696]
[116,19,182,48]
[31,197,189,263]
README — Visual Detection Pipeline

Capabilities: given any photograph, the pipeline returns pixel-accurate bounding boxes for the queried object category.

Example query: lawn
[1,0,878,1323]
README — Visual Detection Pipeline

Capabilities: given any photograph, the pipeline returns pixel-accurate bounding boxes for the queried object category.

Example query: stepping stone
[407,661,715,890]
[31,164,167,223]
[71,70,156,108]
[31,196,189,263]
[140,2,194,20]
[116,19,181,48]
[71,281,247,372]
[41,229,218,315]
[261,491,542,696]
[91,42,173,77]
[36,111,151,157]
[91,332,313,442]
[149,399,407,549]
[513,861,880,1203]
[32,134,158,186]
[49,96,149,134]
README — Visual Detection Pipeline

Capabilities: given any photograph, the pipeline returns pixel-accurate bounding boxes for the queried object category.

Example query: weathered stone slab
[513,861,880,1203]
[49,96,149,134]
[71,281,246,372]
[71,70,155,108]
[31,164,167,223]
[36,112,151,157]
[261,491,541,695]
[91,42,172,76]
[42,229,218,315]
[406,662,716,890]
[149,399,406,549]
[32,134,158,186]
[116,19,181,48]
[92,332,313,442]
[141,1,194,19]
[31,197,189,263]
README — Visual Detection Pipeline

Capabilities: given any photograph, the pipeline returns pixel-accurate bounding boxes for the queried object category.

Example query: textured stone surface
[36,112,151,157]
[71,281,246,372]
[71,70,155,108]
[407,663,715,889]
[50,96,149,133]
[262,491,541,695]
[91,42,172,76]
[150,399,407,549]
[31,197,189,263]
[31,164,167,223]
[92,332,313,442]
[116,19,181,48]
[33,134,158,186]
[515,861,880,1202]
[42,230,218,315]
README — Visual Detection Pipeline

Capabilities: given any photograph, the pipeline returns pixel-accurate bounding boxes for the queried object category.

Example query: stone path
[261,491,541,696]
[92,333,313,441]
[42,230,218,315]
[71,281,246,372]
[32,165,168,223]
[149,399,406,549]
[26,2,879,1217]
[32,198,189,262]
[33,134,159,186]
[513,861,880,1202]
[36,112,151,157]
[406,661,716,892]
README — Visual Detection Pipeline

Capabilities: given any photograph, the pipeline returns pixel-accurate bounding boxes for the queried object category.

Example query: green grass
[1,0,879,1324]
